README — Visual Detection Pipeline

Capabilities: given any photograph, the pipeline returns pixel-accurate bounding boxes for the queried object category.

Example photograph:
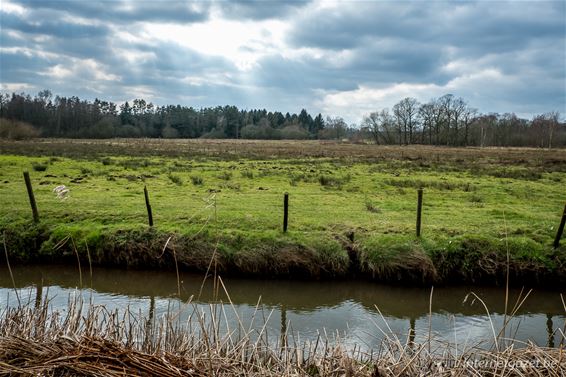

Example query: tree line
[0,90,563,147]
[359,94,564,148]
[0,90,328,140]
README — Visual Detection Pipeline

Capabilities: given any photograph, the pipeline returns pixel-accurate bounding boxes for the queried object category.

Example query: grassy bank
[1,139,565,286]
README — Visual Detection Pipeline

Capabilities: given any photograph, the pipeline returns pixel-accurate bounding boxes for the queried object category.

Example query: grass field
[1,139,565,285]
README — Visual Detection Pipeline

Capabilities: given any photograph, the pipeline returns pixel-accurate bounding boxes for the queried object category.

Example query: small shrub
[32,162,48,172]
[161,125,179,138]
[168,174,183,186]
[469,194,484,203]
[319,173,351,188]
[217,171,232,181]
[241,170,254,179]
[0,119,40,140]
[365,199,381,213]
[383,178,474,191]
[170,160,192,172]
[115,124,141,138]
[257,169,274,178]
[190,175,204,185]
[119,159,151,169]
[492,168,542,181]
[100,157,113,166]
[280,124,309,140]
[88,118,116,139]
[80,167,93,175]
[221,182,240,191]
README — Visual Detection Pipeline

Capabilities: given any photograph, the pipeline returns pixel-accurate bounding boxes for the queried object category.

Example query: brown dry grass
[1,290,564,376]
[1,138,566,166]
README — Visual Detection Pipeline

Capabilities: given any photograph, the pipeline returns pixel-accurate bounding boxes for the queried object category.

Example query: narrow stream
[1,265,564,352]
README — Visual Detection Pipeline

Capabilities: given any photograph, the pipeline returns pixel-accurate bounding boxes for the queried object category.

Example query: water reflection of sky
[1,285,564,353]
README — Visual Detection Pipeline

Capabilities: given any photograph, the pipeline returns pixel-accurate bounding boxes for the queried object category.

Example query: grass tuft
[167,174,183,186]
[31,162,48,172]
[190,175,204,185]
[217,171,232,181]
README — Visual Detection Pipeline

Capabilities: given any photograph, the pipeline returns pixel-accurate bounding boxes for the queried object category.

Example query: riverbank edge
[1,221,565,287]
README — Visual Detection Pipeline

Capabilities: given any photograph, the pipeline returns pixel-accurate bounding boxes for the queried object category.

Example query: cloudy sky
[1,0,564,123]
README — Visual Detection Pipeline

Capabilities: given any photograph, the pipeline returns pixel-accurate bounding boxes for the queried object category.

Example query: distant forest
[0,90,564,148]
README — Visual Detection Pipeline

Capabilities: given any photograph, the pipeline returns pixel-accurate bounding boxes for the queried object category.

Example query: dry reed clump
[1,290,564,377]
[0,293,374,377]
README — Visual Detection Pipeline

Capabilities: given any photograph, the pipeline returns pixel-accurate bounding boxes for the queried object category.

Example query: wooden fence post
[280,303,287,348]
[553,203,566,248]
[283,192,289,233]
[416,188,423,237]
[23,171,39,223]
[34,281,43,310]
[144,185,153,227]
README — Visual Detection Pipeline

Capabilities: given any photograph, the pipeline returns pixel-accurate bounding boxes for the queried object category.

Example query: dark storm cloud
[0,49,51,83]
[288,2,564,53]
[111,41,236,87]
[1,11,109,39]
[346,40,450,84]
[287,2,429,50]
[251,55,355,92]
[1,0,227,94]
[250,36,451,96]
[280,1,565,116]
[1,7,113,63]
[9,0,210,24]
[217,0,311,20]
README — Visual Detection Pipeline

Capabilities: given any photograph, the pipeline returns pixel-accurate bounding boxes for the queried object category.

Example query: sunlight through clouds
[144,17,288,71]
[0,0,564,123]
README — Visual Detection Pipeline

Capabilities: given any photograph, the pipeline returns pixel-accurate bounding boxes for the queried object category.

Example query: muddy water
[1,265,564,350]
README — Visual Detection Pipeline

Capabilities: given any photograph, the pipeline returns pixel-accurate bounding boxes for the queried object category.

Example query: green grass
[0,141,565,284]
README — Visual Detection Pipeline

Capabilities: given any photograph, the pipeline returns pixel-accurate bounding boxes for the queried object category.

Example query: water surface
[1,265,564,351]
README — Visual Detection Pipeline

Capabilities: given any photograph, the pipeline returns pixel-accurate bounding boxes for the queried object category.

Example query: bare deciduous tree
[362,109,395,145]
[393,97,419,145]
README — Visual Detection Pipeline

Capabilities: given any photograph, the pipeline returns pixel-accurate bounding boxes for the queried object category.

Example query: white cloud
[0,82,34,91]
[317,83,441,124]
[317,68,516,124]
[0,0,26,16]
[181,73,237,88]
[113,49,156,65]
[122,85,155,100]
[0,46,58,60]
[39,58,121,83]
[44,64,73,79]
[143,17,289,71]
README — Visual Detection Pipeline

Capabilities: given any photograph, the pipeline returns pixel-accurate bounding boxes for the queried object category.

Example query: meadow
[0,139,565,285]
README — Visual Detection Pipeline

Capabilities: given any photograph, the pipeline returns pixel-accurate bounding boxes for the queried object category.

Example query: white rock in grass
[53,185,70,200]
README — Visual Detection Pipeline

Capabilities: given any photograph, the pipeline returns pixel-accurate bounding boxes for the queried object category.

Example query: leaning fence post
[553,203,566,248]
[23,171,39,223]
[34,280,43,310]
[283,192,289,233]
[144,185,153,227]
[416,188,423,237]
